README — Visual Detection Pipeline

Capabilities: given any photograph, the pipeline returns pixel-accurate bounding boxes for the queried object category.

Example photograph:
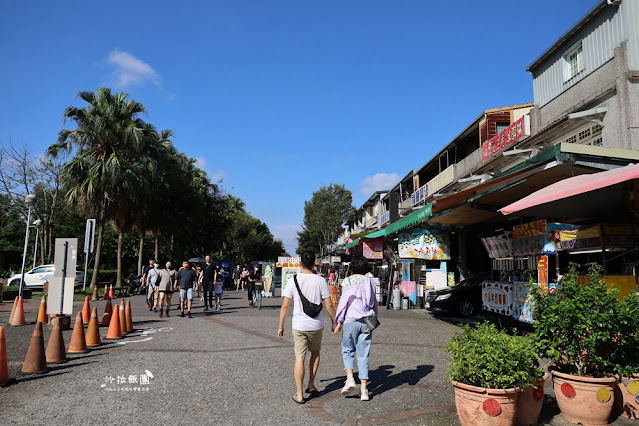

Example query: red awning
[501,163,639,215]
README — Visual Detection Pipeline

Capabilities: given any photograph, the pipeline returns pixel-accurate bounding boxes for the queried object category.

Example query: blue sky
[0,0,599,254]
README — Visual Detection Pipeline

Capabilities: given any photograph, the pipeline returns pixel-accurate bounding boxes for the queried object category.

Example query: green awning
[345,238,360,249]
[384,203,433,235]
[362,229,385,239]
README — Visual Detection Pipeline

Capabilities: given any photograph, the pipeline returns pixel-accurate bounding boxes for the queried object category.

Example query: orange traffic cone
[0,326,16,386]
[45,319,67,364]
[125,300,133,332]
[86,307,101,347]
[105,305,122,340]
[91,285,99,301]
[19,322,50,375]
[36,295,48,324]
[108,285,114,300]
[10,297,26,326]
[68,312,88,354]
[82,296,91,325]
[103,284,109,300]
[8,296,18,324]
[119,300,127,335]
[101,300,113,326]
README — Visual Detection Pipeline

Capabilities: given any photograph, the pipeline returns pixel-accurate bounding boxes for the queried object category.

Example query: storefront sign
[281,266,301,293]
[601,224,639,246]
[538,256,549,294]
[558,226,601,250]
[276,256,301,268]
[363,237,384,259]
[481,232,513,259]
[411,185,428,206]
[398,229,451,260]
[513,219,547,239]
[512,221,574,256]
[482,115,531,161]
[482,281,513,316]
[380,211,390,226]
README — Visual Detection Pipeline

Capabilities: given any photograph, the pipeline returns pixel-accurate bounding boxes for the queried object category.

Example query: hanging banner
[558,225,602,250]
[363,237,384,259]
[398,229,451,260]
[512,220,574,256]
[538,256,549,294]
[481,232,513,259]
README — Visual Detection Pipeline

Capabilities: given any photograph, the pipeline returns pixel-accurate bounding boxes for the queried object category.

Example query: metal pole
[32,227,39,269]
[18,205,33,298]
[60,241,69,315]
[83,223,93,292]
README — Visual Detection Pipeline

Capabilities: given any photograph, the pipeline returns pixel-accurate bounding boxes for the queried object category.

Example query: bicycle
[252,283,263,309]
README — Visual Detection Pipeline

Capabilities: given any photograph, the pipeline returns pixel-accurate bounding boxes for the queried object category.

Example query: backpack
[293,275,323,318]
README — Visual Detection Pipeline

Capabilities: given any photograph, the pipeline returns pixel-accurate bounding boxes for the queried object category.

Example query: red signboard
[512,219,547,239]
[482,115,531,161]
[538,256,548,294]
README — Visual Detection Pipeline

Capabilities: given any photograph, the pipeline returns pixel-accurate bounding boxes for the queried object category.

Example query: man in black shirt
[175,261,197,318]
[201,255,216,311]
[232,265,242,291]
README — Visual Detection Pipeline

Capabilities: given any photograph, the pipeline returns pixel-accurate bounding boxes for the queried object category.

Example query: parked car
[424,273,490,317]
[7,265,84,290]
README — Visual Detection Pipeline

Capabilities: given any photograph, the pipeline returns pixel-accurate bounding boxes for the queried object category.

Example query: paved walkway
[0,290,634,425]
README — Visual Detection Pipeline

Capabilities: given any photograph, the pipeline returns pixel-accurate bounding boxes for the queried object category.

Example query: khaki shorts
[292,328,323,358]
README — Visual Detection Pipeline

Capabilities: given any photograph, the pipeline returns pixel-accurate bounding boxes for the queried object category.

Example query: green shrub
[87,269,119,284]
[446,322,541,389]
[531,262,639,377]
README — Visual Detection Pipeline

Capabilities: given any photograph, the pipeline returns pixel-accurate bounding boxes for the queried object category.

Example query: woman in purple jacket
[333,255,378,402]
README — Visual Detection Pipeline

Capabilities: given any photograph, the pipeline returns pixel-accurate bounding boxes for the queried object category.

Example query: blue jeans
[341,319,372,380]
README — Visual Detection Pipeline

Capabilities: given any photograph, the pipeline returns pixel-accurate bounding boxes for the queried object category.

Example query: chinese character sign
[538,256,549,294]
[363,237,383,259]
[398,229,450,260]
[481,115,531,161]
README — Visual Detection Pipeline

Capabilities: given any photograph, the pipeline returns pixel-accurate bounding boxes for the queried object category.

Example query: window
[563,43,583,81]
[495,122,510,135]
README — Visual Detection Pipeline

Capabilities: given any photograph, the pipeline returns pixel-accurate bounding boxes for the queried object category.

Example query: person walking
[232,265,242,291]
[278,251,336,404]
[175,261,197,318]
[201,256,215,311]
[148,261,161,312]
[142,258,154,308]
[240,266,249,292]
[247,264,262,306]
[157,261,177,317]
[332,255,378,401]
[214,266,224,310]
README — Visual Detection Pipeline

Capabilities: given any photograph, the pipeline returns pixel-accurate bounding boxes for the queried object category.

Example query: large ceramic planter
[515,373,547,425]
[552,370,616,426]
[451,380,519,426]
[616,373,639,420]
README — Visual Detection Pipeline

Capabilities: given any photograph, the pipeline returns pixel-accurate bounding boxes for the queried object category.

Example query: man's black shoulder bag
[293,275,323,318]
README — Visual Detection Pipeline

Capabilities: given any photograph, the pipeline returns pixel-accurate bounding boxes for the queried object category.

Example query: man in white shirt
[278,251,336,404]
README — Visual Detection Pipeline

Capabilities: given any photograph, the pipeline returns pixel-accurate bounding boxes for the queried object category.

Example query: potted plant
[446,322,542,426]
[531,262,639,425]
[611,292,639,420]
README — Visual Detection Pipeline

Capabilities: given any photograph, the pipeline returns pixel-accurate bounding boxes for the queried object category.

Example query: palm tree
[47,88,148,289]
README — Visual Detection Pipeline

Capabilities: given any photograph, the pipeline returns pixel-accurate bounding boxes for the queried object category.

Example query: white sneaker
[341,377,358,396]
[360,388,369,401]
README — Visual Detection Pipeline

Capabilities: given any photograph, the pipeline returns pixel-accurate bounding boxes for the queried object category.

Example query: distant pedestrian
[248,264,262,306]
[333,255,378,401]
[278,251,336,404]
[148,261,161,312]
[240,267,249,292]
[232,265,242,291]
[157,261,177,317]
[142,258,154,308]
[214,266,223,310]
[201,255,215,311]
[175,261,197,318]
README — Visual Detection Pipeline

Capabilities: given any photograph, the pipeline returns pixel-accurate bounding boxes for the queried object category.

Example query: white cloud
[271,224,301,255]
[106,50,161,88]
[195,157,225,183]
[359,172,400,195]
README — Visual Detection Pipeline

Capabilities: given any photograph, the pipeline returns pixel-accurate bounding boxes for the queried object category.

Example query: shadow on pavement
[17,370,71,383]
[320,364,434,397]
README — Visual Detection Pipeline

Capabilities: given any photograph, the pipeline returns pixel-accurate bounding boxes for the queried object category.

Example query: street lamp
[32,219,43,269]
[18,194,36,298]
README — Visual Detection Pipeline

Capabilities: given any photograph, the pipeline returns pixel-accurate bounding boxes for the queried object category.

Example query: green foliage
[446,322,541,389]
[297,184,355,256]
[531,262,639,377]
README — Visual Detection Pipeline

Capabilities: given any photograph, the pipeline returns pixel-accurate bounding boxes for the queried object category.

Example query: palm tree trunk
[89,221,104,290]
[116,231,124,288]
[138,233,144,276]
[154,233,159,260]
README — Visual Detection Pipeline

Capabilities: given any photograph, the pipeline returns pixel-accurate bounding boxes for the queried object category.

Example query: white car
[7,265,84,290]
